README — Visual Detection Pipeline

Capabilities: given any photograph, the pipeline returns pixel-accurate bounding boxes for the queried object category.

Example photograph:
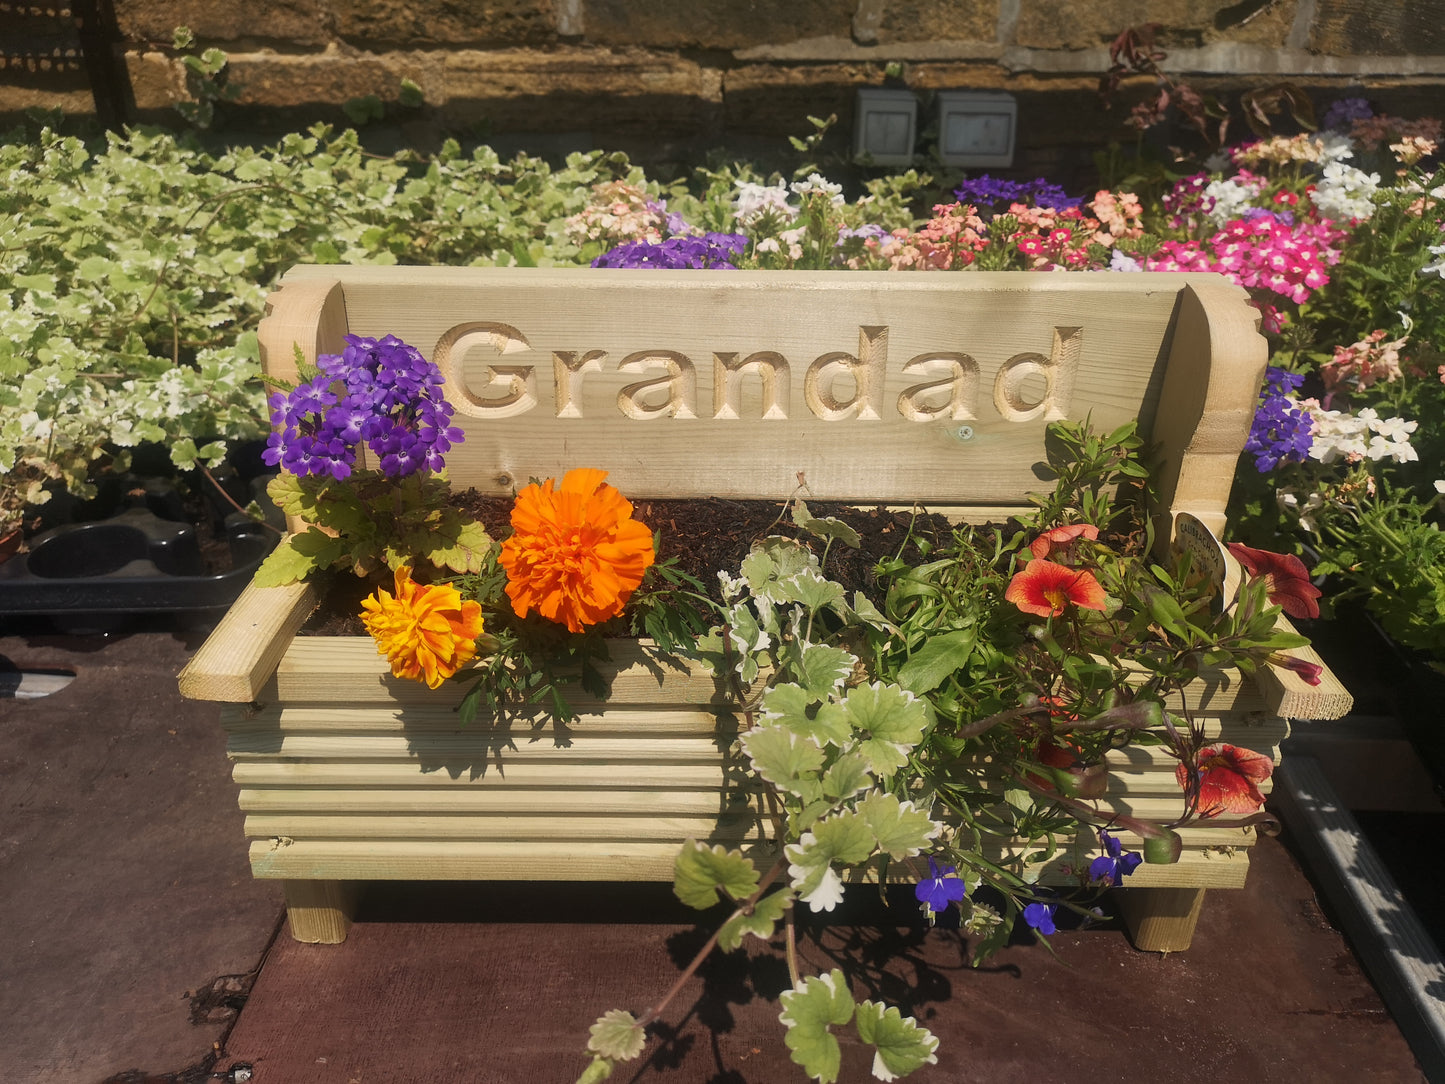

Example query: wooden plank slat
[176,579,318,703]
[245,837,1251,889]
[261,637,1278,715]
[239,813,1250,851]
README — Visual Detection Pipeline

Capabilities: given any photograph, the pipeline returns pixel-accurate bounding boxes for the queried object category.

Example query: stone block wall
[5,0,1444,178]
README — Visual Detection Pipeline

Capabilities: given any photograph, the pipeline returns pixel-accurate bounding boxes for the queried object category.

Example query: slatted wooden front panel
[225,638,1285,889]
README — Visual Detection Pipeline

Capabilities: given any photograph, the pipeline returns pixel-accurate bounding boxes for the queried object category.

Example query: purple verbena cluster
[953,174,1082,211]
[262,334,464,480]
[592,232,749,269]
[1245,366,1314,473]
[1321,97,1374,131]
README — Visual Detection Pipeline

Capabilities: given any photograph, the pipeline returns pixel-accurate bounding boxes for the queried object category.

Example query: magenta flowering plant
[254,334,491,586]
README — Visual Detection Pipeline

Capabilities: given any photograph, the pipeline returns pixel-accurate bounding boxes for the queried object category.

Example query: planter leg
[284,880,358,944]
[1117,887,1206,953]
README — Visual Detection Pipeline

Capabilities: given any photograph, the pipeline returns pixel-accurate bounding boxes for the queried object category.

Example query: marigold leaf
[673,840,760,910]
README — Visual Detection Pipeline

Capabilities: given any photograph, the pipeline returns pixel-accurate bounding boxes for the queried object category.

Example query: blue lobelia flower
[1022,900,1058,936]
[915,857,967,917]
[1089,829,1143,887]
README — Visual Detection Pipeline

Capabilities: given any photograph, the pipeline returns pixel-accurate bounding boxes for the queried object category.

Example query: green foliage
[254,469,491,586]
[0,122,646,522]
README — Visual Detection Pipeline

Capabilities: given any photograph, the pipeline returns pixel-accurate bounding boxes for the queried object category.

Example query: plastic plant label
[1172,512,1240,614]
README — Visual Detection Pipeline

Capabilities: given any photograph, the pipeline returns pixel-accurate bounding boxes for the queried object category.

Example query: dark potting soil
[300,494,966,636]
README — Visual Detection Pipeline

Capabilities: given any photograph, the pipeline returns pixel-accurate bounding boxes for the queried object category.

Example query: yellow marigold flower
[360,565,485,689]
[499,468,655,633]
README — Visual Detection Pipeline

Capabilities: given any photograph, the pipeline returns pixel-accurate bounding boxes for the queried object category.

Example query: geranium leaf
[857,790,938,860]
[778,970,857,1084]
[673,840,760,910]
[761,683,852,746]
[810,809,875,865]
[716,888,792,952]
[843,683,931,779]
[740,723,826,800]
[781,567,847,614]
[586,1008,647,1061]
[789,642,856,702]
[821,752,874,801]
[854,1000,940,1080]
[801,515,863,549]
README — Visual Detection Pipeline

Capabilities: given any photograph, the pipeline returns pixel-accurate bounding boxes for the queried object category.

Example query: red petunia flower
[1029,523,1100,560]
[1005,559,1107,618]
[1268,651,1324,686]
[1175,743,1274,817]
[1226,542,1322,620]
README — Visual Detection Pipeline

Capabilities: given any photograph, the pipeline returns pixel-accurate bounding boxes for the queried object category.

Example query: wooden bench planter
[179,266,1353,949]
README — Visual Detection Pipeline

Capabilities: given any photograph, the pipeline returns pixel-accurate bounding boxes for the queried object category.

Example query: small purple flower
[915,857,967,915]
[1022,900,1058,935]
[1321,97,1373,131]
[593,232,748,269]
[954,175,1081,212]
[260,333,462,481]
[1246,366,1314,473]
[1088,829,1143,887]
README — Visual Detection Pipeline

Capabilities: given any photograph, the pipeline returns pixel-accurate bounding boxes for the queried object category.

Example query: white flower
[1421,244,1445,279]
[1202,175,1262,226]
[1368,435,1419,463]
[1434,480,1445,494]
[1310,161,1380,222]
[754,237,780,253]
[1367,414,1417,441]
[1277,488,1325,534]
[733,181,796,226]
[1109,249,1142,272]
[789,172,845,204]
[1315,131,1357,164]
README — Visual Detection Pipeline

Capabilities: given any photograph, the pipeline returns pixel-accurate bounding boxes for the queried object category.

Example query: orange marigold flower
[360,565,485,689]
[1029,522,1100,559]
[1005,559,1107,618]
[1176,743,1273,817]
[499,468,655,633]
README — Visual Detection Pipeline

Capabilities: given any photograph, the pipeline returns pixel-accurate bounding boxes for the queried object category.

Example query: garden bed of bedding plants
[5,94,1442,679]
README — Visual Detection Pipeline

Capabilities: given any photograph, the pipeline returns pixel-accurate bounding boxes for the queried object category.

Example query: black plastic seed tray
[0,505,275,615]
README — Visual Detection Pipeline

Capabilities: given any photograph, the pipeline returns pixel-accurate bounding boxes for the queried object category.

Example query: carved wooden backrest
[257,266,1268,542]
